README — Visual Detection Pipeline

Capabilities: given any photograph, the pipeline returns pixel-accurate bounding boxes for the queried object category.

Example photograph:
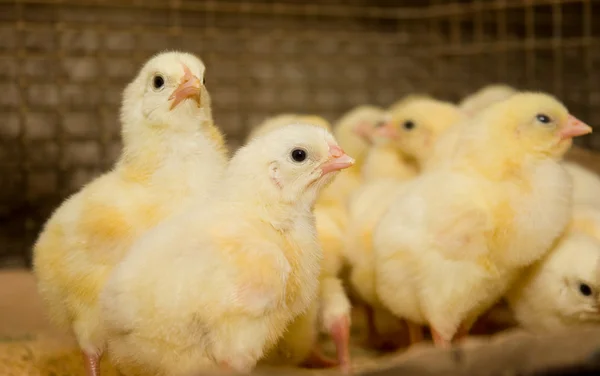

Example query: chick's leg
[430,328,451,349]
[329,315,351,373]
[82,351,101,376]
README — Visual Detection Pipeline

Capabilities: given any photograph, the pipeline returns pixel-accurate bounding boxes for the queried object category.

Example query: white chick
[244,114,353,371]
[373,93,592,347]
[100,124,354,376]
[33,51,225,376]
[458,84,517,116]
[507,230,600,333]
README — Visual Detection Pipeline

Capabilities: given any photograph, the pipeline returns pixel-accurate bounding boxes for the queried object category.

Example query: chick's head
[479,93,592,159]
[333,105,386,165]
[121,51,210,132]
[547,233,600,324]
[247,115,332,142]
[378,98,464,165]
[233,124,355,205]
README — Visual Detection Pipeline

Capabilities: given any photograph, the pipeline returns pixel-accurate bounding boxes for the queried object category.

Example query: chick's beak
[374,122,399,140]
[320,144,355,175]
[559,115,592,140]
[169,64,202,110]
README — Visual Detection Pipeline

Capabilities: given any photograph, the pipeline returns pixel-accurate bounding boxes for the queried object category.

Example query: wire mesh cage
[1,0,599,267]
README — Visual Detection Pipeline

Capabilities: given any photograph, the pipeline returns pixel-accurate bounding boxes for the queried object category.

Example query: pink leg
[329,315,351,374]
[405,320,424,345]
[430,328,451,349]
[82,351,101,376]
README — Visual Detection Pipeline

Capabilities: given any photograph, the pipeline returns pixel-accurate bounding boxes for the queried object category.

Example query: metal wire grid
[0,0,598,266]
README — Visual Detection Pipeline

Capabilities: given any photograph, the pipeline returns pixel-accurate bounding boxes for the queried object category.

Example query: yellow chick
[507,205,600,333]
[32,52,227,376]
[328,105,387,194]
[343,98,465,347]
[360,98,464,182]
[458,83,517,116]
[373,93,592,347]
[246,115,353,371]
[100,124,354,376]
[563,161,600,208]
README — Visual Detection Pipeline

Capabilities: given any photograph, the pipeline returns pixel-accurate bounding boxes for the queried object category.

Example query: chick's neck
[219,172,316,233]
[452,128,549,182]
[117,120,223,185]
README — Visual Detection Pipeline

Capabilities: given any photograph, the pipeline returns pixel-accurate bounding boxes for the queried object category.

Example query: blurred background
[1,0,599,268]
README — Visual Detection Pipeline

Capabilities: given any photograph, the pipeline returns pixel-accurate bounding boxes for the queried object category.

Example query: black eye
[202,77,205,85]
[403,120,415,130]
[291,149,307,162]
[579,283,593,297]
[536,114,551,124]
[153,75,165,89]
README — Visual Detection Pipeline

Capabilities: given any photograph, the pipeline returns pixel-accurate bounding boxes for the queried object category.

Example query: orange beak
[169,64,202,110]
[559,115,592,140]
[374,122,400,140]
[320,144,354,175]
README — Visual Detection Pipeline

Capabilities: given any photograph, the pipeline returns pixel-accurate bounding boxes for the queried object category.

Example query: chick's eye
[579,283,593,297]
[536,114,552,124]
[291,149,307,162]
[152,75,165,90]
[403,120,415,130]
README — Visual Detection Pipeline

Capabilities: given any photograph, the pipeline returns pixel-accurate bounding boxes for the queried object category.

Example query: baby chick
[244,115,353,371]
[458,84,517,116]
[373,93,592,347]
[32,52,226,376]
[507,217,600,333]
[360,125,418,183]
[100,124,354,376]
[382,97,465,169]
[343,98,465,348]
[332,105,387,186]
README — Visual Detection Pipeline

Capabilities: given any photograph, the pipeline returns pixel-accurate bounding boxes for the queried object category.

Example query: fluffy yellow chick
[458,83,517,116]
[373,93,592,347]
[32,52,226,376]
[343,98,465,346]
[243,114,353,371]
[100,124,354,376]
[507,205,600,333]
[563,161,600,208]
[360,98,464,182]
[328,105,387,193]
[360,127,418,183]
